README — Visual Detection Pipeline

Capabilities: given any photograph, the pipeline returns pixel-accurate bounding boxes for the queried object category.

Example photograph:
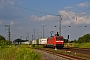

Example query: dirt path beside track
[34,49,69,60]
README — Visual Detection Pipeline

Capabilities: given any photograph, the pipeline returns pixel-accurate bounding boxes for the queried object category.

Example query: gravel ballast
[34,49,69,60]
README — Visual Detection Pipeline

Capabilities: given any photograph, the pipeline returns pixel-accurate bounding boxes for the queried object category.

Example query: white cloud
[59,10,76,25]
[59,10,90,25]
[30,10,90,26]
[77,2,88,7]
[30,15,39,21]
[10,21,14,25]
[76,15,90,24]
[30,15,57,21]
[0,0,14,8]
[59,10,75,17]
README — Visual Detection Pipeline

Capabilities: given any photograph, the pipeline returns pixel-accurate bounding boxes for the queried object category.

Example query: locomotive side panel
[47,36,55,47]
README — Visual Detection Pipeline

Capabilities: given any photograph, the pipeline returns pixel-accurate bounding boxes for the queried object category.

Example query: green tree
[0,40,9,46]
[73,39,77,43]
[0,35,5,40]
[0,35,10,46]
[0,35,9,47]
[77,34,90,43]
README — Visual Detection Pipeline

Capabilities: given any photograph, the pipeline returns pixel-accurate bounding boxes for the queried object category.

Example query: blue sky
[0,0,90,41]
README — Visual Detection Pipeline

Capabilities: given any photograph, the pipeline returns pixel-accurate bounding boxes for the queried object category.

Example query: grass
[31,44,44,49]
[51,49,89,60]
[64,42,90,48]
[78,42,90,48]
[0,45,41,60]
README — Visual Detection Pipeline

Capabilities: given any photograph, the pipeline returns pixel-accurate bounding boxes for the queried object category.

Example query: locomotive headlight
[56,41,64,42]
[56,41,60,42]
[60,41,64,42]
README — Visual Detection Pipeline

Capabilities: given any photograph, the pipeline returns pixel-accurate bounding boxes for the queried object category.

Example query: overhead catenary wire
[0,0,90,16]
[0,1,58,16]
[0,0,89,28]
[1,0,90,18]
[65,0,90,27]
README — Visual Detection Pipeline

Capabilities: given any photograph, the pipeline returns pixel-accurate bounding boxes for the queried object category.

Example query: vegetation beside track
[74,42,90,48]
[0,45,41,60]
[64,34,90,48]
[64,42,90,48]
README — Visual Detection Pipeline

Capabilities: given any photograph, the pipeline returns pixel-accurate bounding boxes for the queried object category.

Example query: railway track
[61,47,90,59]
[60,47,90,55]
[36,48,88,60]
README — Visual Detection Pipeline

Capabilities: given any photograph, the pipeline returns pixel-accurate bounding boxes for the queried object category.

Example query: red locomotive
[46,32,64,48]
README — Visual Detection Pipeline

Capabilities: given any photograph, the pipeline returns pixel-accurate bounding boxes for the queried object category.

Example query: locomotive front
[56,36,64,48]
[47,36,64,48]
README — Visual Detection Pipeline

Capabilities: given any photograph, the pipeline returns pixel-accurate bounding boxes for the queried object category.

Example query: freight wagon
[39,38,47,44]
[32,40,37,44]
[32,38,47,45]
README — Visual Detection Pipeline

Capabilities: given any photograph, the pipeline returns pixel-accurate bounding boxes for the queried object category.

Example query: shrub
[0,45,41,60]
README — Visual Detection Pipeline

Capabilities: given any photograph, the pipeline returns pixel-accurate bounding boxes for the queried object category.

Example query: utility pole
[40,32,42,38]
[21,36,22,40]
[27,33,29,40]
[43,26,44,38]
[5,25,10,42]
[54,25,57,34]
[34,29,35,40]
[41,25,44,38]
[32,35,33,40]
[58,15,62,36]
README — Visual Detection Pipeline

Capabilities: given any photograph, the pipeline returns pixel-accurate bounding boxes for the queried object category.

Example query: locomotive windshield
[56,37,63,40]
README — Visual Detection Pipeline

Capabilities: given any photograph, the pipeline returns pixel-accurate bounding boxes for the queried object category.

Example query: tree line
[0,35,11,47]
[68,34,90,43]
[76,34,90,43]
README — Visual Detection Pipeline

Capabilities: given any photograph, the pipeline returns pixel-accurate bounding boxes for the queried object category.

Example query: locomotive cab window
[56,37,63,40]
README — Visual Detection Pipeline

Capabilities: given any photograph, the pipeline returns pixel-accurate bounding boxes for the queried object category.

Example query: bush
[0,40,9,47]
[0,45,41,60]
[0,35,5,40]
[0,35,11,47]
